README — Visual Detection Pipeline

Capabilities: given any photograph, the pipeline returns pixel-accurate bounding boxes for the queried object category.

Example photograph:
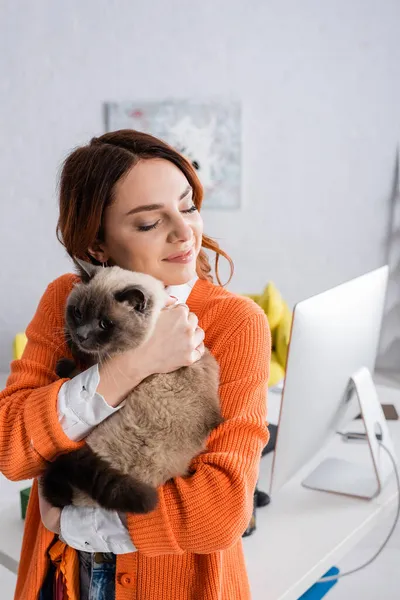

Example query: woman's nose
[168,215,193,243]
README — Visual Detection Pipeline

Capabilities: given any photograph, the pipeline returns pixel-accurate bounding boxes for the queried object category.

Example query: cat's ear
[73,258,100,283]
[115,287,148,312]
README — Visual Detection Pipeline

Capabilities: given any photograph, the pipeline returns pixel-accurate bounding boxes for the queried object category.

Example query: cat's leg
[55,358,80,379]
[41,460,74,508]
[43,445,158,514]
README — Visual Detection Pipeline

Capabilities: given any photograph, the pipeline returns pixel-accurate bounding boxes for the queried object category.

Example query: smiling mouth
[163,246,195,262]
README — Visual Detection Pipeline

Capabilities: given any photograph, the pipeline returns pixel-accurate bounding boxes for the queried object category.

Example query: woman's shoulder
[41,273,79,311]
[48,272,78,293]
[191,279,269,342]
[25,274,79,337]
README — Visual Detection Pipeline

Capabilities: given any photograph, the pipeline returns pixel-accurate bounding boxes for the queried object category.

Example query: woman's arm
[40,362,138,553]
[38,479,136,554]
[125,310,271,556]
[0,281,88,481]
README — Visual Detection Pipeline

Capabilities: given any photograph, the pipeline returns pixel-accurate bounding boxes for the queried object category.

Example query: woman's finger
[193,327,205,347]
[164,296,177,307]
[193,342,205,362]
[188,313,199,330]
[168,302,190,317]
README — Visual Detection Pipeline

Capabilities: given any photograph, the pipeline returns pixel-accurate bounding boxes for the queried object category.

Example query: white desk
[0,376,399,600]
[0,565,17,600]
[243,383,400,600]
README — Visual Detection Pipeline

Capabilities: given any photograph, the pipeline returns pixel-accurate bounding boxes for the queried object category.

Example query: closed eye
[137,221,160,232]
[181,205,197,214]
[137,206,197,232]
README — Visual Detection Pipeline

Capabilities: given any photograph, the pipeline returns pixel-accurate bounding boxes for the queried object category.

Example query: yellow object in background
[12,333,31,519]
[13,333,27,360]
[246,283,292,387]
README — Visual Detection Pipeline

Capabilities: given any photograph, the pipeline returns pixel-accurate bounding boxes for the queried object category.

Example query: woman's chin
[161,262,197,286]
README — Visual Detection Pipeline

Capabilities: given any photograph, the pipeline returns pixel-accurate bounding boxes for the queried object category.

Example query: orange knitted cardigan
[0,274,270,600]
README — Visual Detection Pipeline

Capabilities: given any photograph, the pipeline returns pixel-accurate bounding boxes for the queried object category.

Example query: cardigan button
[120,573,135,588]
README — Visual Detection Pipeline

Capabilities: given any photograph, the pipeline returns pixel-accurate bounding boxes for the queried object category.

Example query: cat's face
[65,262,167,360]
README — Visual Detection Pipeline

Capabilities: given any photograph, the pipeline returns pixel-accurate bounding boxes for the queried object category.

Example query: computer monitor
[269,265,389,496]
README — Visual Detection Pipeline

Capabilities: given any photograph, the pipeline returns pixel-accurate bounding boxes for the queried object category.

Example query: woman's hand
[138,302,205,374]
[97,298,205,407]
[37,477,61,534]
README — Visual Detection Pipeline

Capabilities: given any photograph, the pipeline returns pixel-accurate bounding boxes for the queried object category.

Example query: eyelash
[137,205,198,232]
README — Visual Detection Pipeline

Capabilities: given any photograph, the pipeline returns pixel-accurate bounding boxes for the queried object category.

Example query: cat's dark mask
[65,260,158,360]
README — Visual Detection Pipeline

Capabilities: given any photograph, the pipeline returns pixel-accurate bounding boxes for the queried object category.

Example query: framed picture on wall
[104,99,241,209]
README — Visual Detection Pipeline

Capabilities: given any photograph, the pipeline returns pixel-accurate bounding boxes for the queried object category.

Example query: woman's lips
[163,247,195,263]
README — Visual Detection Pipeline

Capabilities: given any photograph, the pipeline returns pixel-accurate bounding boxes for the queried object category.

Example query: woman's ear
[87,241,109,265]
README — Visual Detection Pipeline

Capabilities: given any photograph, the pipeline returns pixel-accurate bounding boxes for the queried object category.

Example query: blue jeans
[39,551,116,600]
[38,560,56,600]
[78,551,116,600]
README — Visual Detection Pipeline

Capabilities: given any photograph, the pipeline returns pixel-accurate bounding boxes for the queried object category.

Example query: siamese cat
[42,261,223,514]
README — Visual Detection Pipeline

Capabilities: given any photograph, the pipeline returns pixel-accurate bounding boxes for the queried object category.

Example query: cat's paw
[41,468,73,509]
[55,358,78,379]
[97,477,159,514]
[112,492,158,514]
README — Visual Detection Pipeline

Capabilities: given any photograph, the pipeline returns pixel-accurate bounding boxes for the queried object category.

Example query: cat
[42,260,223,515]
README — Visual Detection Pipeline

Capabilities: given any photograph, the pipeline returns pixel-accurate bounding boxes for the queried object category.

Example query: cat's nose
[76,326,90,343]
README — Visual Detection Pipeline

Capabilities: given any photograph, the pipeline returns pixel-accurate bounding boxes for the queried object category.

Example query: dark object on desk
[343,431,382,442]
[241,424,275,537]
[255,488,270,507]
[355,403,399,421]
[242,489,258,537]
[242,486,270,539]
[382,403,399,420]
[256,425,275,507]
[262,423,278,456]
[20,486,32,520]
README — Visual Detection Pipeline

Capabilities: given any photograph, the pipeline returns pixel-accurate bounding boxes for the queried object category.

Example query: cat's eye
[73,307,82,321]
[99,318,113,330]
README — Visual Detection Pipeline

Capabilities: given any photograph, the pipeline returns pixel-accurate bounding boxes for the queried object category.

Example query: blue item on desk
[297,567,339,599]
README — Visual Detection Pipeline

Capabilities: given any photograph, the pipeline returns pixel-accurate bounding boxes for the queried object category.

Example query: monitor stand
[302,367,397,499]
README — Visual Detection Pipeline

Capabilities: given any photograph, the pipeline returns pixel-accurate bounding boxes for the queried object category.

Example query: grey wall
[1,0,400,371]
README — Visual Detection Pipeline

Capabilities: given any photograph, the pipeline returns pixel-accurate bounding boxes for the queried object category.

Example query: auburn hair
[56,129,233,285]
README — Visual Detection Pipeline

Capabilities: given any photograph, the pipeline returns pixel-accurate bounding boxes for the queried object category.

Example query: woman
[0,130,270,600]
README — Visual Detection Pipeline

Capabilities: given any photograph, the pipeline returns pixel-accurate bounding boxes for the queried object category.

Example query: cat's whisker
[51,328,70,338]
[49,331,72,347]
[101,352,129,379]
[107,354,132,384]
[49,340,70,356]
[99,359,112,387]
[102,355,120,390]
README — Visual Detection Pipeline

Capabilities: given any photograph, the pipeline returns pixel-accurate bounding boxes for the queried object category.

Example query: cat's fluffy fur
[42,261,223,514]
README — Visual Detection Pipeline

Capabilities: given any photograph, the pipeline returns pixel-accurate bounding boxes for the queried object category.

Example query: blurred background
[1,0,400,372]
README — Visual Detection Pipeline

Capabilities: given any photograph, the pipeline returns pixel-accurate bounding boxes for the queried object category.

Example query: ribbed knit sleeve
[126,307,271,556]
[0,279,85,481]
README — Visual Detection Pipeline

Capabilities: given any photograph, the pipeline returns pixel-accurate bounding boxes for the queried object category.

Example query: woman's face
[92,158,204,286]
